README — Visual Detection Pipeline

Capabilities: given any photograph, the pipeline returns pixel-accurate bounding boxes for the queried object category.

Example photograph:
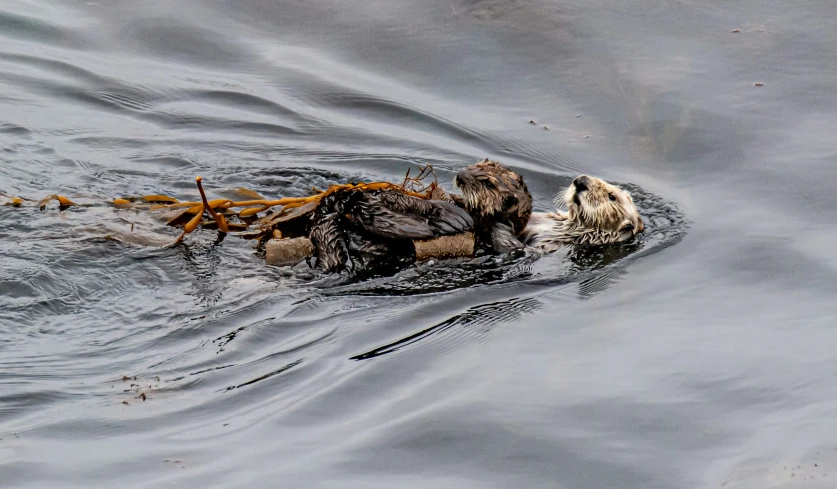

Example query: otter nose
[455,168,471,188]
[573,176,590,193]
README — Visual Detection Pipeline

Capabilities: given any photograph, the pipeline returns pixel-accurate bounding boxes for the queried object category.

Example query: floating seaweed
[5,164,452,254]
[37,194,76,210]
[156,164,443,246]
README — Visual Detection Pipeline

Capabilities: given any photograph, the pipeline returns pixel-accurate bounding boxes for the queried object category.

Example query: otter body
[454,160,643,253]
[304,160,643,276]
[309,187,472,273]
[521,175,644,251]
[453,159,533,254]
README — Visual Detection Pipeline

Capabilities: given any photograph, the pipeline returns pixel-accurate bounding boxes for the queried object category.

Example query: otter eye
[608,193,616,202]
[620,223,634,233]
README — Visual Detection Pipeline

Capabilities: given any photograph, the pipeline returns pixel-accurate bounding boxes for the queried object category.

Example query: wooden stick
[264,233,475,267]
[414,233,474,261]
[265,237,315,267]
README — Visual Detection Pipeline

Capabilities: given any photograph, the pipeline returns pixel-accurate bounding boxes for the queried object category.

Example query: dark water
[2,1,837,487]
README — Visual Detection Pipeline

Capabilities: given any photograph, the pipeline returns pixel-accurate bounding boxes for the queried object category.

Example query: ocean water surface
[2,1,837,488]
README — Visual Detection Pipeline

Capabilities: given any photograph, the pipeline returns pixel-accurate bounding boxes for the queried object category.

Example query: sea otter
[306,160,642,274]
[453,159,533,254]
[453,160,643,251]
[308,187,473,273]
[520,175,644,251]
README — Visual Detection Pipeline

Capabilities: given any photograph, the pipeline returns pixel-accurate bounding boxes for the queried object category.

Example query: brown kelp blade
[225,187,266,201]
[1,195,24,207]
[38,194,76,210]
[140,194,180,204]
[254,198,319,229]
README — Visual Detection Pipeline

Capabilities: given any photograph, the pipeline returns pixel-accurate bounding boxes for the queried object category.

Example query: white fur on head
[524,175,644,250]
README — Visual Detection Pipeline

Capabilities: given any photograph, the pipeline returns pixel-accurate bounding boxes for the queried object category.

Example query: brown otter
[308,187,473,273]
[453,159,533,254]
[306,159,532,273]
[520,175,644,251]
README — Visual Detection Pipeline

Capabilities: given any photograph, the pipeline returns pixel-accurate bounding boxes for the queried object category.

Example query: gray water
[2,1,837,488]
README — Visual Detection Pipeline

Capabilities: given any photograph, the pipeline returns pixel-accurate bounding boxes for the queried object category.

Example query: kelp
[157,165,442,245]
[38,194,76,210]
[1,195,24,207]
[8,164,443,248]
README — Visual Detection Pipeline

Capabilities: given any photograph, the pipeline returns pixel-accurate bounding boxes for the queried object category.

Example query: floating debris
[140,194,179,204]
[9,164,477,268]
[37,194,75,210]
[158,170,440,245]
[1,196,23,207]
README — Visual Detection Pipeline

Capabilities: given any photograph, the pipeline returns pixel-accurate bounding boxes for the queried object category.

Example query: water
[2,1,837,487]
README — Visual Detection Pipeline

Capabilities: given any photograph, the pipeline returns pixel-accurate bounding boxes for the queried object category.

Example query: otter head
[455,159,514,216]
[454,159,532,235]
[562,175,644,242]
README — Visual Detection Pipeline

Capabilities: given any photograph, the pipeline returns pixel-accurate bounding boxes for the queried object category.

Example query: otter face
[454,159,533,235]
[454,159,511,216]
[562,175,644,242]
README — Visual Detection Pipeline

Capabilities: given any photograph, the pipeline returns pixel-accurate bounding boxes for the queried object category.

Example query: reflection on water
[350,297,542,360]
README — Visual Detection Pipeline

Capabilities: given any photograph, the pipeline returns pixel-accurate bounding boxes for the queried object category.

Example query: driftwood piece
[264,233,476,267]
[265,237,315,267]
[413,233,474,261]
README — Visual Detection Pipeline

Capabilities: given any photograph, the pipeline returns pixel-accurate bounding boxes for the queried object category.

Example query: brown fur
[454,159,533,235]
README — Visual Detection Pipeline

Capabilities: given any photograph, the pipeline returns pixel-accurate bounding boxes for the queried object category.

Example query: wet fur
[454,159,533,253]
[521,175,644,251]
[309,188,473,273]
[307,164,642,274]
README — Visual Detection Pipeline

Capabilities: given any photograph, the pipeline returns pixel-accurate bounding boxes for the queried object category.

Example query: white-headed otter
[454,161,643,252]
[521,175,644,251]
